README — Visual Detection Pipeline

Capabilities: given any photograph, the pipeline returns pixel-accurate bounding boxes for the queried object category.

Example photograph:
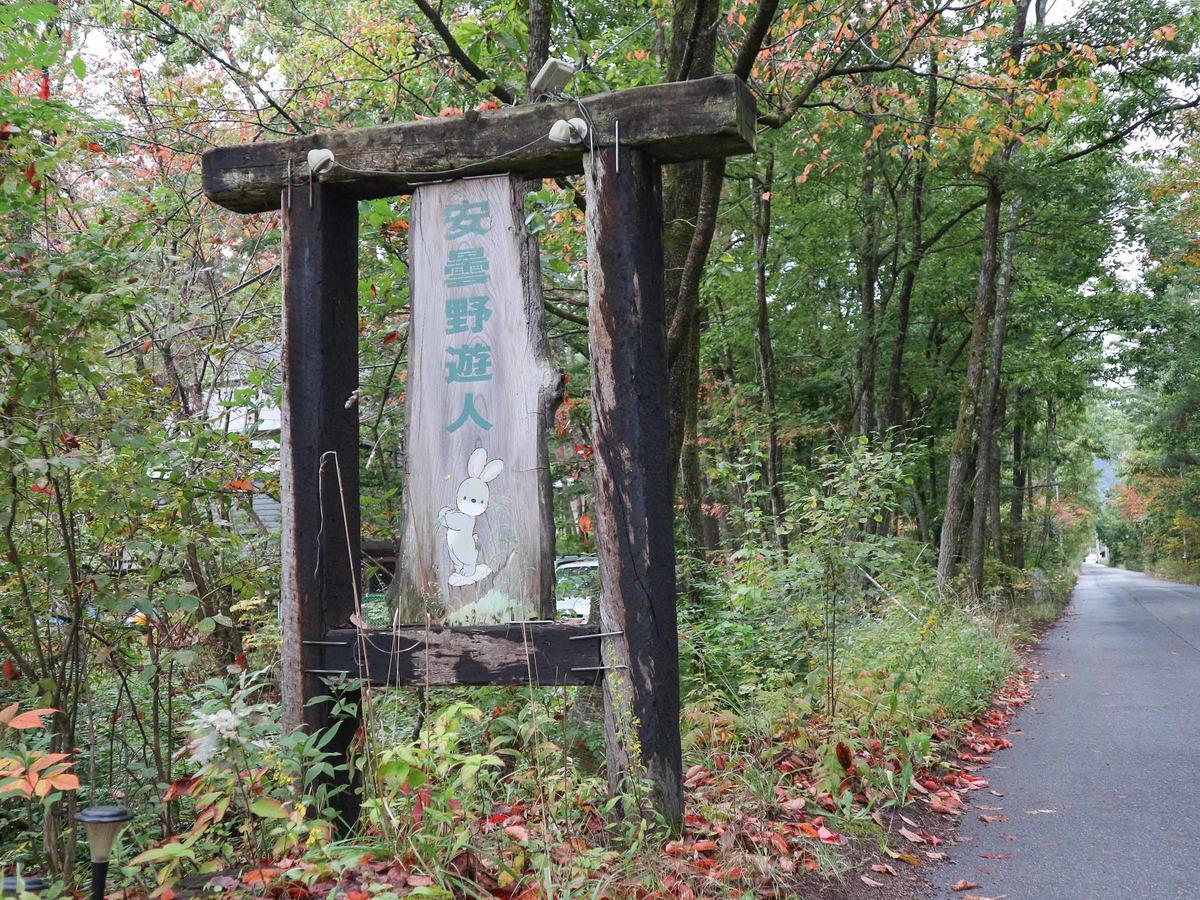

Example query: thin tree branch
[411,0,516,105]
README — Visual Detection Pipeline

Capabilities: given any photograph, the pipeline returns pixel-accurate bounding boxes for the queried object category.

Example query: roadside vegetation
[1096,148,1200,581]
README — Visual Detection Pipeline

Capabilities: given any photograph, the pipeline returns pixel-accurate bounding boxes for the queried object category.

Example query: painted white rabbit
[440,447,504,587]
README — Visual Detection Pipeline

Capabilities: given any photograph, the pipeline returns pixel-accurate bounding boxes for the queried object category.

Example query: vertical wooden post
[280,181,361,823]
[584,147,683,828]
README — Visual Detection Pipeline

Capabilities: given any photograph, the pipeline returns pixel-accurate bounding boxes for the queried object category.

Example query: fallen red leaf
[817,825,843,844]
[952,880,979,892]
[241,868,280,886]
[504,824,530,843]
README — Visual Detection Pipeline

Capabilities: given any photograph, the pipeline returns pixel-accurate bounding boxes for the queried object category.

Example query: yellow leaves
[969,137,995,173]
[1153,23,1177,43]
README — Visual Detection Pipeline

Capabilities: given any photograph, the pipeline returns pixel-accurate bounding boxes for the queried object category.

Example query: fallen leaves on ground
[165,668,1040,899]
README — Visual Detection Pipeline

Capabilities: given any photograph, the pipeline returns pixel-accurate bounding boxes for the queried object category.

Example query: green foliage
[128,670,342,884]
[2,0,1197,889]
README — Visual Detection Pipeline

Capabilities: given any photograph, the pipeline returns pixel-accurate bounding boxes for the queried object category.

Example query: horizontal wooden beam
[202,75,757,213]
[312,623,604,687]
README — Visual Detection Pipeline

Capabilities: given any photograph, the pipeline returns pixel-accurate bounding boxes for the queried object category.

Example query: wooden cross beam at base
[201,75,755,212]
[307,622,606,687]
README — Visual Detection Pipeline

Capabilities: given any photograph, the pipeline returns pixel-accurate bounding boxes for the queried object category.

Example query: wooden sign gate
[201,75,755,828]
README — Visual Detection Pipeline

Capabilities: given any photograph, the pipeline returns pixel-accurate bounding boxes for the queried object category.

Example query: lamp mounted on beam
[548,117,589,145]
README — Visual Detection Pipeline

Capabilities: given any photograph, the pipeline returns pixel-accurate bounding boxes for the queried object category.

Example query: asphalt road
[932,563,1200,900]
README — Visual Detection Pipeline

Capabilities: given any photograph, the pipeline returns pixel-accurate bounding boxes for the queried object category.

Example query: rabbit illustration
[439,447,504,587]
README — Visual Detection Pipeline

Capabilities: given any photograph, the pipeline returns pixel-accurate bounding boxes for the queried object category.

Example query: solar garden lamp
[0,875,48,897]
[75,806,133,900]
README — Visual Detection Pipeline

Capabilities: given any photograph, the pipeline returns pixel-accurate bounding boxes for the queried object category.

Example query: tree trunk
[989,389,1006,556]
[854,136,882,436]
[936,179,1003,590]
[968,190,1022,594]
[526,0,552,95]
[1010,400,1028,567]
[883,53,937,434]
[936,0,1030,590]
[751,151,787,547]
[912,483,930,543]
[680,315,708,559]
[663,0,720,480]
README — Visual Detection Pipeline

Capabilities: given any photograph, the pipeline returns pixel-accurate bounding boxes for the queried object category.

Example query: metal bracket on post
[568,630,625,641]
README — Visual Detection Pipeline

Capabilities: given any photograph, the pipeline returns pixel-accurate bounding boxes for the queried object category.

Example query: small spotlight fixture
[530,57,576,96]
[76,805,134,900]
[306,147,336,176]
[548,117,589,145]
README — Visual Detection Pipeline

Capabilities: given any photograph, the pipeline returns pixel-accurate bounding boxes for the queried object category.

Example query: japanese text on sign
[443,201,495,432]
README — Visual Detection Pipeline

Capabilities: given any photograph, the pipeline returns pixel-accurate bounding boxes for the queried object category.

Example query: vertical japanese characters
[442,199,495,432]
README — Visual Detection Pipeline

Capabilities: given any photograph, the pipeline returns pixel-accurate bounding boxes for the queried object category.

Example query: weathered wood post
[279,181,362,823]
[585,147,682,827]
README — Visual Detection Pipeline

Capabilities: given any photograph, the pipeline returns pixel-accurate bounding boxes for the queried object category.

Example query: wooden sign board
[394,175,559,625]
